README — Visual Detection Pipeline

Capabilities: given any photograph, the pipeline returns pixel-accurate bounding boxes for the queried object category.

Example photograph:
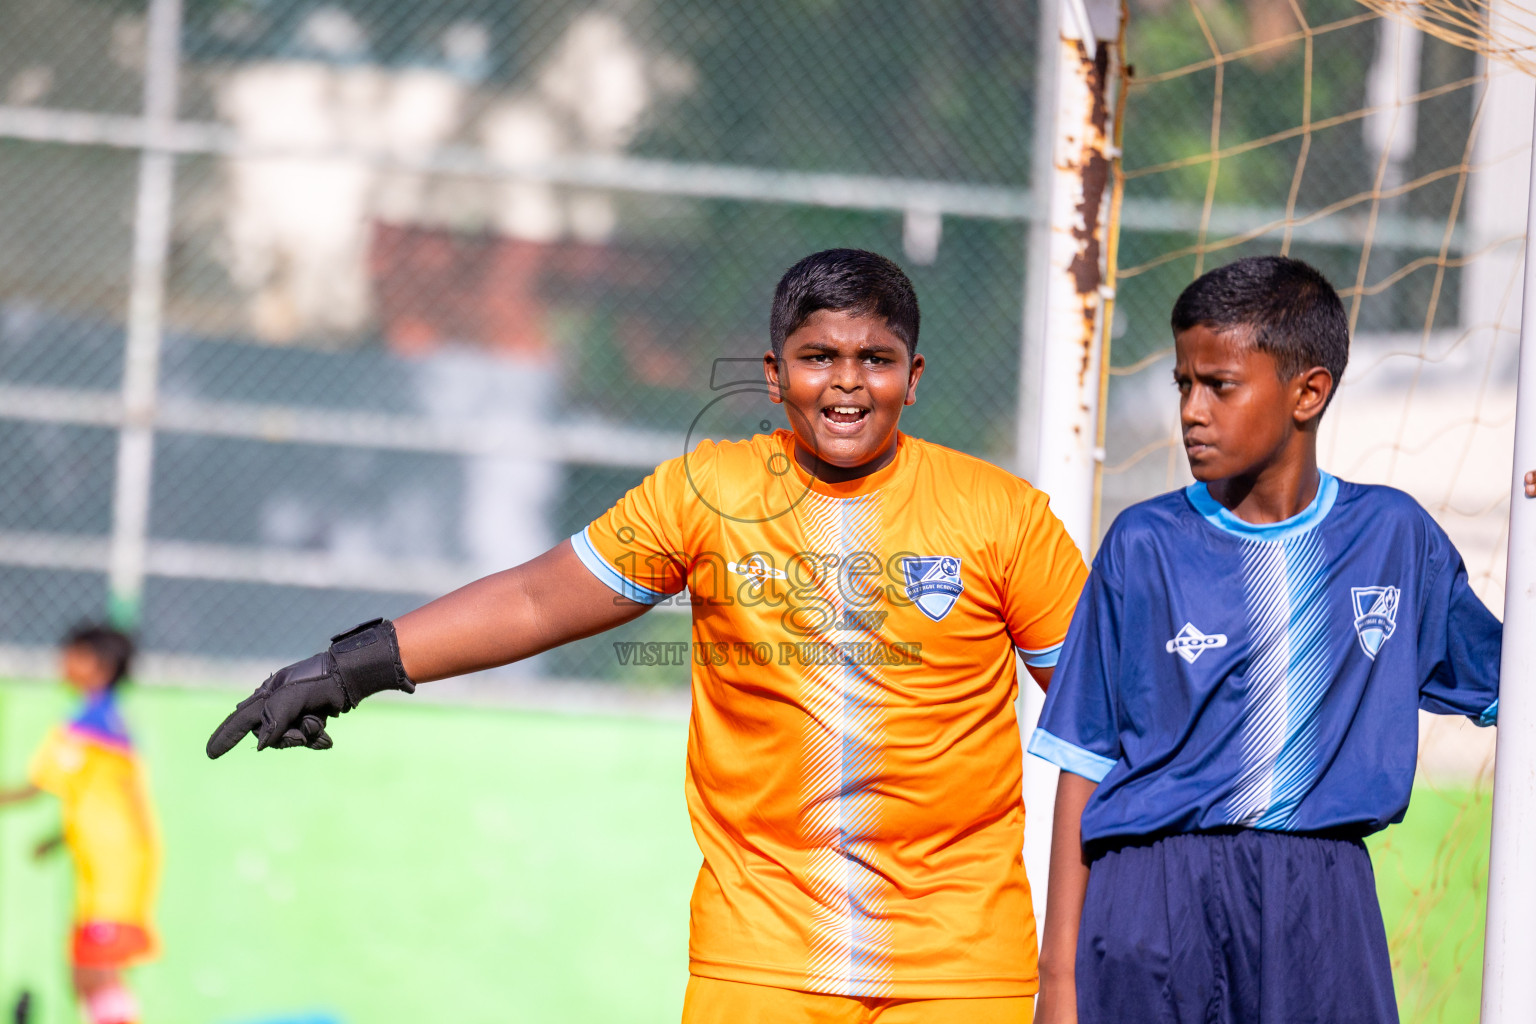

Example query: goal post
[1049,0,1536,1014]
[1020,0,1126,914]
[1479,91,1536,1024]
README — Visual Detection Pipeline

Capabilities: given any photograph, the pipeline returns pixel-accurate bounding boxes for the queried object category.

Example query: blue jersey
[1030,472,1501,843]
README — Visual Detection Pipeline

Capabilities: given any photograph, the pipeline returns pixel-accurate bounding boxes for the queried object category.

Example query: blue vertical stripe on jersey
[1256,532,1333,828]
[1225,529,1332,828]
[1226,541,1290,824]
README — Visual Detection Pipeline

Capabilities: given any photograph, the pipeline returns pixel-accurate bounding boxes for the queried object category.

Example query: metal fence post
[108,0,183,627]
[1020,0,1123,922]
[1479,104,1536,1024]
[1018,0,1064,488]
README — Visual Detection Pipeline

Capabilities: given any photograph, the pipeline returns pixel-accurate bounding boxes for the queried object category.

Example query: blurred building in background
[0,0,1046,689]
[0,0,1523,708]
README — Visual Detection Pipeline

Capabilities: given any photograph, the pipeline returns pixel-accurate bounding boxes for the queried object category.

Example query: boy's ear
[763,351,785,404]
[904,353,925,407]
[1293,366,1334,425]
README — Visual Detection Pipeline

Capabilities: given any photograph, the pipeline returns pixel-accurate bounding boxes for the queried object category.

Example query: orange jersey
[575,431,1087,998]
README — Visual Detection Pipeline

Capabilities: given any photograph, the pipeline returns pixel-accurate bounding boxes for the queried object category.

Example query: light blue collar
[1185,471,1338,542]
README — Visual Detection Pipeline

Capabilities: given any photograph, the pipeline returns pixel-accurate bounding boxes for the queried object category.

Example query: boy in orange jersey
[208,249,1087,1023]
[0,625,158,1024]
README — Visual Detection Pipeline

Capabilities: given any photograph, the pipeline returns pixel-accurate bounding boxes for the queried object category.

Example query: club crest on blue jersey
[1351,585,1400,659]
[903,556,964,621]
[1165,622,1228,664]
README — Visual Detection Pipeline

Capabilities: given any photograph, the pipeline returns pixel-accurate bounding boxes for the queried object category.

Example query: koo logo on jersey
[1165,623,1228,664]
[727,555,788,593]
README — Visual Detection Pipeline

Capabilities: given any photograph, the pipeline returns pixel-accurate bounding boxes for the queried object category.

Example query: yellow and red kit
[574,431,1087,998]
[28,694,160,969]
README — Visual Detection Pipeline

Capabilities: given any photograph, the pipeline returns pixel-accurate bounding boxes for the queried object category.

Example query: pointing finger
[207,700,265,759]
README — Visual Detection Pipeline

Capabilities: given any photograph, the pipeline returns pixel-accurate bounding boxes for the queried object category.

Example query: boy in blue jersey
[1029,255,1528,1024]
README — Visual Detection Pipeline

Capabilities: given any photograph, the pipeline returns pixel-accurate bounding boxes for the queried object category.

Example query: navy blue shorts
[1076,829,1398,1024]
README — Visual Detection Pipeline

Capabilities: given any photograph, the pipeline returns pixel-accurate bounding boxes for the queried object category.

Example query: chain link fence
[0,0,1046,690]
[1,0,1514,707]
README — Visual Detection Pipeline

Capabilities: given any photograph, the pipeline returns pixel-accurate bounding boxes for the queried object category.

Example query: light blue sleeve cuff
[1017,642,1063,669]
[569,528,671,606]
[1028,727,1117,783]
[1479,699,1499,728]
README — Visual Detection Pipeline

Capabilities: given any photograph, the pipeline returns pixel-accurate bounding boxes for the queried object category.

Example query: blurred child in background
[0,625,159,1024]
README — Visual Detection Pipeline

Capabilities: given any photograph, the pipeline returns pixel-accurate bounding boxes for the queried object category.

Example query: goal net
[1103,1,1527,1017]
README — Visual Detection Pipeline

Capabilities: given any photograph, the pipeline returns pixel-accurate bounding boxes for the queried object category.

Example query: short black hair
[769,249,920,360]
[1171,256,1350,408]
[62,623,135,690]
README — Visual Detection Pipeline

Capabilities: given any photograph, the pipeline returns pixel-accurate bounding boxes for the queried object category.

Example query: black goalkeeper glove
[205,618,415,759]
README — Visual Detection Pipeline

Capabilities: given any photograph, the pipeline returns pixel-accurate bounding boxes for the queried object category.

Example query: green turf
[0,682,699,1024]
[0,680,1493,1023]
[1369,782,1492,1023]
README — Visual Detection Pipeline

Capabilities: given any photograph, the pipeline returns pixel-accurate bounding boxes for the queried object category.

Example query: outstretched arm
[0,784,40,807]
[1034,770,1097,1024]
[394,540,651,681]
[208,540,653,757]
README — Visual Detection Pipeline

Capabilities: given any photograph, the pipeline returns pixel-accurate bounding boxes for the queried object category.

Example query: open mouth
[822,405,870,427]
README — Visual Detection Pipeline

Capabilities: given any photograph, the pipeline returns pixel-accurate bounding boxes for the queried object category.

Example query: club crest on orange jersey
[903,556,963,621]
[1351,585,1400,659]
